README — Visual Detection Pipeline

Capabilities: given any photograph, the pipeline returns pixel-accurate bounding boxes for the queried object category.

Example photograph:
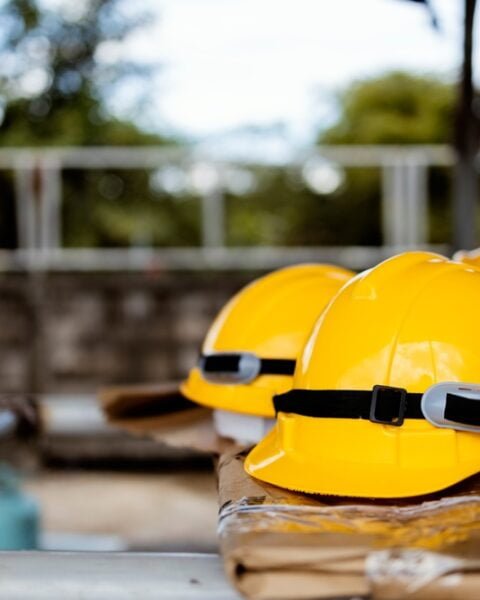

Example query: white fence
[0,145,454,271]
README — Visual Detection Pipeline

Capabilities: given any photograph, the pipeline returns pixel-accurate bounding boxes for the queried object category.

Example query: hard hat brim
[245,420,480,499]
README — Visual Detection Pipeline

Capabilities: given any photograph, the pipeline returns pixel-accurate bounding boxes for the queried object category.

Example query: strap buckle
[370,385,407,426]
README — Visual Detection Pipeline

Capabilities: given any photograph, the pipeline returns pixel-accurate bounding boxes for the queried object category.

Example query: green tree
[288,71,456,246]
[0,0,159,146]
[321,72,454,145]
[0,0,198,249]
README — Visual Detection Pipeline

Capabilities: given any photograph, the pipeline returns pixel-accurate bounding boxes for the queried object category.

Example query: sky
[110,0,463,150]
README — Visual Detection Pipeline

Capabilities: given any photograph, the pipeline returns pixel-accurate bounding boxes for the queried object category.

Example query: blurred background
[0,0,477,559]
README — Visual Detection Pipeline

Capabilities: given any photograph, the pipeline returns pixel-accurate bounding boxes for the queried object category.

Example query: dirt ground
[24,468,218,552]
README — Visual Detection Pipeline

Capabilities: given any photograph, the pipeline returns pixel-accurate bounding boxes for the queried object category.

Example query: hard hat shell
[245,252,480,498]
[181,264,353,417]
[454,248,480,269]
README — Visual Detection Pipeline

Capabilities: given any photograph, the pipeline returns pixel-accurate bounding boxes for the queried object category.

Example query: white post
[404,158,428,246]
[381,162,406,247]
[39,156,62,250]
[201,188,225,248]
[381,159,429,248]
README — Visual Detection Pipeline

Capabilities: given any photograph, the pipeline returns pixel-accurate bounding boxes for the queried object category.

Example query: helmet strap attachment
[199,353,295,385]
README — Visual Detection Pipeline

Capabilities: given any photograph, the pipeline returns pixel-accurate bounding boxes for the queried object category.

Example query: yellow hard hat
[453,248,480,269]
[181,264,353,417]
[246,251,480,498]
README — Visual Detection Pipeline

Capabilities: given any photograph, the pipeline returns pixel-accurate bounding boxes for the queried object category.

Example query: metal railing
[0,145,455,271]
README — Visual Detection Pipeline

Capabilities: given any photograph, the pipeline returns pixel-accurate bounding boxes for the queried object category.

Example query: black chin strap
[274,386,422,427]
[274,386,480,429]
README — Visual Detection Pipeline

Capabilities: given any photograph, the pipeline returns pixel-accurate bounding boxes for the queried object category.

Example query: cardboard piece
[217,448,480,600]
[98,382,237,454]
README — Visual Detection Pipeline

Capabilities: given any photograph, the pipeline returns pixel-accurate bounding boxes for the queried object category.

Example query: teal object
[0,465,39,550]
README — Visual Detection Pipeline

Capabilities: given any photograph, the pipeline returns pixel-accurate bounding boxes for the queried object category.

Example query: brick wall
[0,272,250,394]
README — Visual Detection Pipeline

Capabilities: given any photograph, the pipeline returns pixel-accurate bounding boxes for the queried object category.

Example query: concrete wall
[0,272,250,393]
